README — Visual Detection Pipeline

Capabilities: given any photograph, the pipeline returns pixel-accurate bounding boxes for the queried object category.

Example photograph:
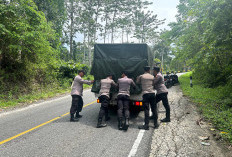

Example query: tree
[64,0,82,60]
[0,0,59,88]
[61,0,164,65]
[33,0,66,37]
[165,0,232,86]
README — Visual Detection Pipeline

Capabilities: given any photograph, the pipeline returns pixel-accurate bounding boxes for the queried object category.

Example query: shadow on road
[54,105,145,131]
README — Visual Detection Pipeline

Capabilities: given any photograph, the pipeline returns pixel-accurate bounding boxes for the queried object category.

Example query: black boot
[123,118,129,131]
[105,116,111,121]
[70,114,78,122]
[118,118,123,130]
[154,121,159,129]
[149,115,154,120]
[105,110,110,121]
[97,118,107,128]
[138,124,149,130]
[75,112,83,118]
[160,118,170,122]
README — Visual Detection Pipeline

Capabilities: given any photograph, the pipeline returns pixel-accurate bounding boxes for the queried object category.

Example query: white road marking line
[128,129,145,157]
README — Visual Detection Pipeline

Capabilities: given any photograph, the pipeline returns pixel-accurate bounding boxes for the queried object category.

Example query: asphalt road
[0,89,154,157]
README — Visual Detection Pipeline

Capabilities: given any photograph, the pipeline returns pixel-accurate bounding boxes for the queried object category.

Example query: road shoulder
[0,89,91,116]
[149,85,231,157]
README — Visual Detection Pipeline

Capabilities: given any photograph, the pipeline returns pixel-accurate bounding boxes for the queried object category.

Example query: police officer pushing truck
[97,74,117,128]
[136,66,159,130]
[70,70,94,122]
[117,71,136,130]
[90,44,169,130]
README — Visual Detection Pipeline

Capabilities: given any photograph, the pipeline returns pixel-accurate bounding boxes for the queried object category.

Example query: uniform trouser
[70,95,83,114]
[98,95,110,119]
[143,93,158,125]
[156,93,170,119]
[117,95,130,119]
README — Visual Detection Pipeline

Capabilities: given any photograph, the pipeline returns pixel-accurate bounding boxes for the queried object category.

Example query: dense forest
[0,0,232,103]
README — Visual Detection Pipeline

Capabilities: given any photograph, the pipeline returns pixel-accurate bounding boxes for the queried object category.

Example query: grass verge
[0,77,92,109]
[179,72,232,143]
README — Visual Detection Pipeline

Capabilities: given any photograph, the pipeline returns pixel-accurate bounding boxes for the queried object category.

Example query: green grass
[179,72,232,143]
[0,87,69,108]
[0,76,93,109]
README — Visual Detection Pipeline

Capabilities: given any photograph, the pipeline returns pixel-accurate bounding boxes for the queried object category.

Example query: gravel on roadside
[149,85,231,157]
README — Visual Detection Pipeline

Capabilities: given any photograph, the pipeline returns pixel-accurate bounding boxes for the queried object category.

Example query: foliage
[153,58,161,65]
[152,37,173,72]
[0,0,60,92]
[0,83,70,108]
[0,75,93,108]
[164,0,232,87]
[63,0,163,65]
[33,0,66,37]
[58,61,90,79]
[0,0,163,107]
[179,72,232,143]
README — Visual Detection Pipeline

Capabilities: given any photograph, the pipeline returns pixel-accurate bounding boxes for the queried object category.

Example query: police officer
[117,71,135,130]
[136,66,159,130]
[97,74,117,128]
[153,66,170,122]
[70,70,94,122]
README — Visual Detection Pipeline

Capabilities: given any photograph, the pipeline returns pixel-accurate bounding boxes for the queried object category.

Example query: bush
[179,72,232,143]
[58,61,90,79]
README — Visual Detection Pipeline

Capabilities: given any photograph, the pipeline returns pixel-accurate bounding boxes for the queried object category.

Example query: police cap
[153,66,160,72]
[144,66,150,71]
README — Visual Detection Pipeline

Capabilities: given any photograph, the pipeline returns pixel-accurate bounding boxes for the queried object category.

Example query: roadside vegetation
[0,61,93,108]
[179,72,232,143]
[162,0,232,143]
[0,0,163,109]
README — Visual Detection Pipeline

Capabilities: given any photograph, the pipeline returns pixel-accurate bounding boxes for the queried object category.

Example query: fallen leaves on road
[228,145,232,150]
[210,128,215,131]
[198,136,210,140]
[196,118,204,128]
[201,142,211,146]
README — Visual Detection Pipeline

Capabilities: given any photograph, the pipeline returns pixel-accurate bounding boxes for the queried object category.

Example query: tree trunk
[111,27,114,43]
[94,0,100,43]
[83,32,86,64]
[104,16,108,43]
[111,2,118,44]
[142,22,145,43]
[122,28,124,43]
[127,30,129,43]
[87,33,92,67]
[69,0,74,60]
[108,33,110,43]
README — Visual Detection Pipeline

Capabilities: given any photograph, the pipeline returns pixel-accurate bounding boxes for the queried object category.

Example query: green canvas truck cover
[91,43,153,94]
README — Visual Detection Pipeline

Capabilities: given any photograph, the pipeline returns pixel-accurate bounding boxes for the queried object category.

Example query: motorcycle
[164,75,172,88]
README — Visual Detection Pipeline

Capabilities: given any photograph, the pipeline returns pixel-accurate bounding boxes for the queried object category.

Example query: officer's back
[137,72,155,94]
[99,77,116,97]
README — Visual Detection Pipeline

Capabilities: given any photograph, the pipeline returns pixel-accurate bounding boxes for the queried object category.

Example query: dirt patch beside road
[149,85,231,157]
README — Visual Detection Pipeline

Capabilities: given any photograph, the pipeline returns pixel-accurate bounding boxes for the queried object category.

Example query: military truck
[91,43,153,107]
